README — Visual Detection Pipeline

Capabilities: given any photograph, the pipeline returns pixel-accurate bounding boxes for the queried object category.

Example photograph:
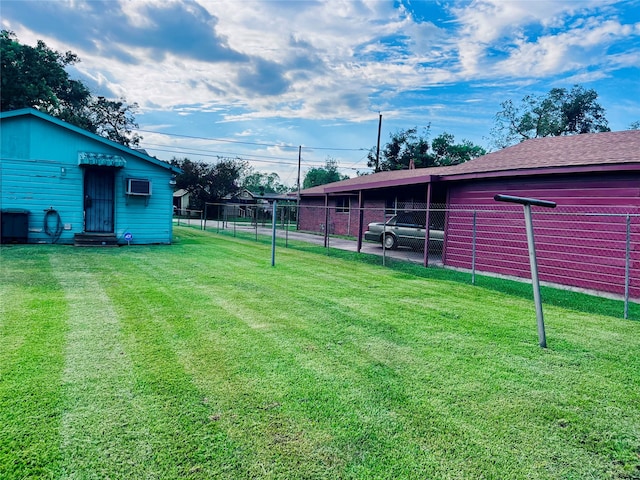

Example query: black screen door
[84,169,115,232]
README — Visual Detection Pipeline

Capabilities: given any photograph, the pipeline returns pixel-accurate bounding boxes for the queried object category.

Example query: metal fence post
[472,210,477,286]
[323,196,330,250]
[382,208,387,267]
[255,207,258,241]
[624,214,631,320]
[222,205,227,231]
[285,205,290,248]
[271,200,277,267]
[326,205,331,253]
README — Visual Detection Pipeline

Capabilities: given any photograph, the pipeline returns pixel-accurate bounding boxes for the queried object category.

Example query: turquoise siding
[1,110,178,245]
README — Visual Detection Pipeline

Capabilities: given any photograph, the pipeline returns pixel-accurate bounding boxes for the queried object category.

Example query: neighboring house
[1,108,182,245]
[222,189,268,219]
[222,189,294,220]
[172,189,191,215]
[299,130,640,299]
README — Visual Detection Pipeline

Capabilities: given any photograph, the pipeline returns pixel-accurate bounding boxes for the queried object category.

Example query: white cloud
[2,0,638,152]
[451,0,615,43]
[448,1,639,82]
[490,17,638,78]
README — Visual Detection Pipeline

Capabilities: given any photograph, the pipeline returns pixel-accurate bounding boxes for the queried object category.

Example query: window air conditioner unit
[126,178,152,196]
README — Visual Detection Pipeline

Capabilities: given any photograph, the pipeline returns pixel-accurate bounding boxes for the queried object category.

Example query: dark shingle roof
[447,129,640,174]
[302,130,640,195]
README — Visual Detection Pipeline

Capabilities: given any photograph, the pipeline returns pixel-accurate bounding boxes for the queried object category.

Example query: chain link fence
[196,202,639,314]
[173,208,205,228]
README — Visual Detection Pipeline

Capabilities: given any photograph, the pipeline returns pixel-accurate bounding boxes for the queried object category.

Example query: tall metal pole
[494,194,556,348]
[523,204,546,348]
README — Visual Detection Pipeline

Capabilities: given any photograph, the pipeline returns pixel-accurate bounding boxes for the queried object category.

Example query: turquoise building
[1,108,181,245]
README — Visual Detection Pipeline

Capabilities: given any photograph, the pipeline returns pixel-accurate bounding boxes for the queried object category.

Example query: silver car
[364,212,444,250]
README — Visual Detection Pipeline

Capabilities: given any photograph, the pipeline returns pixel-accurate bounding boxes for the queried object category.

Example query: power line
[141,142,298,163]
[141,144,366,171]
[135,128,368,152]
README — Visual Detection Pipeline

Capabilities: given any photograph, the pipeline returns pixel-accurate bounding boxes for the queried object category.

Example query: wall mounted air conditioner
[126,178,152,196]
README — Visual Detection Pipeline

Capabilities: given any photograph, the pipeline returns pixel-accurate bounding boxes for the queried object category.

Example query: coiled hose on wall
[44,208,63,243]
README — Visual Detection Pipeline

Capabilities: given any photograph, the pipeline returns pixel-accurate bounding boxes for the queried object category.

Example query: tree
[1,30,141,147]
[431,132,486,166]
[303,158,349,188]
[85,97,142,148]
[367,127,431,172]
[491,85,610,148]
[242,170,290,195]
[169,157,247,210]
[208,159,247,200]
[367,127,485,172]
[629,121,640,130]
[1,30,90,116]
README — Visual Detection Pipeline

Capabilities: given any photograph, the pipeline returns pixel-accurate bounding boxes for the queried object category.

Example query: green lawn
[1,226,639,479]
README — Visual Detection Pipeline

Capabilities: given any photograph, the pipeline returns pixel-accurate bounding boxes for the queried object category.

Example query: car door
[395,213,425,247]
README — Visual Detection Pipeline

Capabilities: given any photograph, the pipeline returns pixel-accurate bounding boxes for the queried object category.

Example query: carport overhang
[323,173,440,194]
[315,174,441,266]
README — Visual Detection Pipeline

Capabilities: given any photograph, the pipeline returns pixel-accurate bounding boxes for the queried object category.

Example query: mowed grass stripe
[0,248,67,478]
[82,236,447,476]
[49,254,157,478]
[92,244,353,477]
[49,250,244,478]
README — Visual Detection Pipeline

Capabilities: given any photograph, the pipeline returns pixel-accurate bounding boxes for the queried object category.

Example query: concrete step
[74,233,118,247]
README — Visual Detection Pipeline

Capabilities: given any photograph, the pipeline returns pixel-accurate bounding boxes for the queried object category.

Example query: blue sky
[2,0,639,185]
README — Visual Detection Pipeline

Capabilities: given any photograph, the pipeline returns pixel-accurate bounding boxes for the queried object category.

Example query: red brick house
[298,130,640,299]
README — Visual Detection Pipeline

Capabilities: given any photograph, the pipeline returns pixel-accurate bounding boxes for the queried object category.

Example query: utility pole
[297,145,302,199]
[296,145,302,231]
[375,113,382,172]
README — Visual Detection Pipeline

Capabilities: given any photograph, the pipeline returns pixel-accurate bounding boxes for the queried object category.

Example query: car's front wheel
[383,233,397,249]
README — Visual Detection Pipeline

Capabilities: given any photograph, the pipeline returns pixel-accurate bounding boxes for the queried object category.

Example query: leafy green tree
[1,30,141,147]
[491,85,610,148]
[242,170,290,195]
[1,30,90,116]
[170,157,247,210]
[367,127,431,172]
[208,159,247,200]
[303,158,349,188]
[86,97,142,147]
[431,132,487,166]
[629,121,640,130]
[367,127,485,171]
